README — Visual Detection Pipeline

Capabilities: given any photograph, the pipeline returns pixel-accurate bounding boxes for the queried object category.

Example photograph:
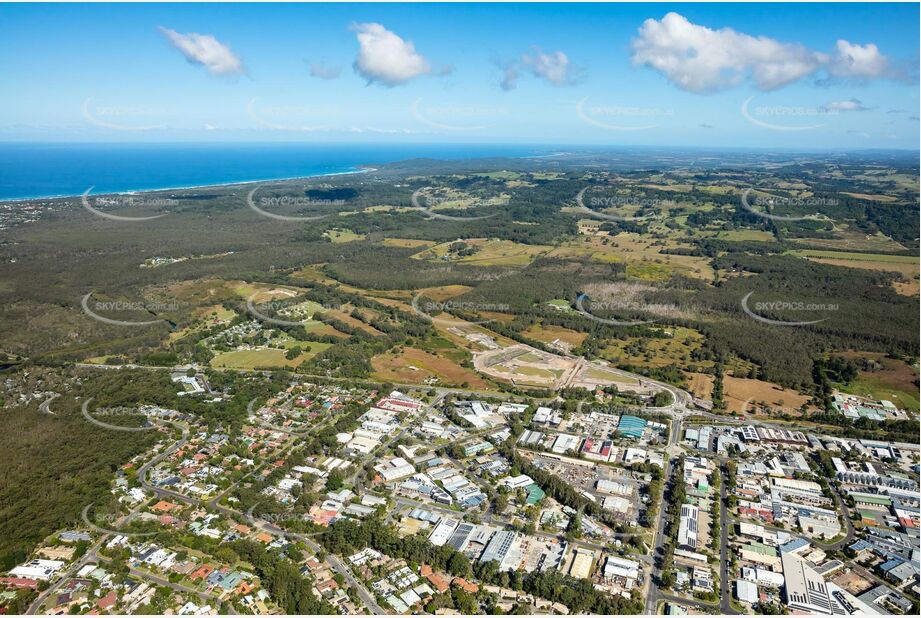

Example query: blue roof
[462,495,486,508]
[617,415,647,438]
[780,537,809,554]
[880,558,905,572]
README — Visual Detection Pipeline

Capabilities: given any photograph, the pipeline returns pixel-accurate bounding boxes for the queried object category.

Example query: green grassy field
[839,376,920,412]
[325,229,365,243]
[210,343,330,369]
[584,367,638,384]
[788,249,917,263]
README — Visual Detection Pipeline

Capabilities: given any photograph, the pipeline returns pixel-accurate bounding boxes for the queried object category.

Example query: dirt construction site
[474,343,652,393]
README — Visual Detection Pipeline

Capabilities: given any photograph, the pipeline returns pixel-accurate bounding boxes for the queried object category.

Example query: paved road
[344,389,448,499]
[75,362,551,403]
[826,483,857,550]
[131,416,386,614]
[53,331,879,618]
[644,414,683,615]
[645,456,675,614]
[243,514,386,614]
[38,394,59,415]
[92,551,224,608]
[718,478,856,554]
[127,565,222,608]
[718,464,738,615]
[69,352,710,617]
[657,590,720,612]
[26,540,106,614]
[392,495,632,554]
[37,396,379,616]
[26,419,190,615]
[644,449,742,616]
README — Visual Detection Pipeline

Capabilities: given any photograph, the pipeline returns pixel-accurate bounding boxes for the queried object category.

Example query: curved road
[69,355,706,616]
[27,419,189,615]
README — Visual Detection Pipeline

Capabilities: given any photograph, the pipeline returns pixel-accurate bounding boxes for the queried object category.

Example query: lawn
[418,284,475,301]
[325,229,365,243]
[514,366,560,379]
[551,233,715,281]
[583,367,638,384]
[788,249,918,264]
[840,192,898,202]
[840,375,920,412]
[714,229,775,242]
[380,237,436,248]
[686,372,715,399]
[835,352,920,411]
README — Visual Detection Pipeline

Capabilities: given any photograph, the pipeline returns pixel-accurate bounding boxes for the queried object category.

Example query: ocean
[0,143,545,201]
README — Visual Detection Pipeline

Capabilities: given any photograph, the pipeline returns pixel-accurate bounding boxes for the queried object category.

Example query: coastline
[0,166,377,204]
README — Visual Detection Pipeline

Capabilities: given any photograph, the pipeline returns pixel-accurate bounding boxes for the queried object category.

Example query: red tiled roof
[0,577,39,589]
[96,591,117,609]
[451,578,478,593]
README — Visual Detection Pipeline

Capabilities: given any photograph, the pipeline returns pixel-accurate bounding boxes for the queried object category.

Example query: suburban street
[718,464,737,615]
[46,354,865,617]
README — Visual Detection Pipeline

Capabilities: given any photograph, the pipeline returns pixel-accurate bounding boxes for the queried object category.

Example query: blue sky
[0,2,918,149]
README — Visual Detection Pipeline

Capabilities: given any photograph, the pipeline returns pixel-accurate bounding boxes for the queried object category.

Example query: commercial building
[740,541,781,569]
[480,531,519,569]
[736,579,759,604]
[375,457,416,482]
[568,547,596,580]
[500,474,534,490]
[533,407,562,426]
[428,518,460,547]
[551,434,580,454]
[782,552,834,614]
[678,503,699,550]
[617,415,647,439]
[602,556,640,587]
[741,567,785,588]
[9,559,65,581]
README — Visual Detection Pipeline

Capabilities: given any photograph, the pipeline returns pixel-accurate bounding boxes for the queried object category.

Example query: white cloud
[820,98,869,112]
[631,13,822,92]
[500,48,579,91]
[828,40,889,79]
[631,13,895,93]
[351,22,432,86]
[522,49,578,86]
[158,27,244,76]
